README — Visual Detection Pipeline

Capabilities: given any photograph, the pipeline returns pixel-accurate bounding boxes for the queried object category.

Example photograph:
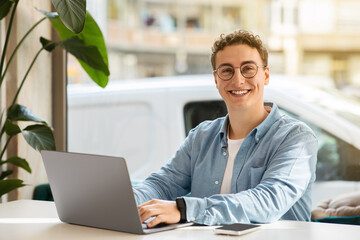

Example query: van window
[184,100,227,135]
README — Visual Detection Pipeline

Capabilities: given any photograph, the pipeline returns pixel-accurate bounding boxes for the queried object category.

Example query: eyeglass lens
[217,63,259,80]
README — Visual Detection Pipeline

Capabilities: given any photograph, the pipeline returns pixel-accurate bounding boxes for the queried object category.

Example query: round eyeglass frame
[213,63,267,81]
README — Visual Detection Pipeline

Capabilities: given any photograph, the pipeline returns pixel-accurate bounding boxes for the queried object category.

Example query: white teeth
[231,90,249,95]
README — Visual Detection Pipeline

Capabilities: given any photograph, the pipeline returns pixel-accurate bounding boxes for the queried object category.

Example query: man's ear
[264,66,270,85]
[213,71,218,88]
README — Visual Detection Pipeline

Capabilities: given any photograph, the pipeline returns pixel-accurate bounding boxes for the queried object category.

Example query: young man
[134,30,318,228]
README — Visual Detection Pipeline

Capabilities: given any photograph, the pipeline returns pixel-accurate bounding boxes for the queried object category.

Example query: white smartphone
[214,223,261,236]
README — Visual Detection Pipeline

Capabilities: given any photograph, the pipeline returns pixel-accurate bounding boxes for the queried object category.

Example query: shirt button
[191,217,195,221]
[223,152,227,156]
[215,181,219,185]
[256,137,259,142]
[217,222,221,226]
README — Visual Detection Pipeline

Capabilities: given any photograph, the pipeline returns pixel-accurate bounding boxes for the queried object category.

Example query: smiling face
[214,44,269,113]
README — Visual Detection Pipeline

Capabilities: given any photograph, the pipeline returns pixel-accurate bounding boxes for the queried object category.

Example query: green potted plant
[0,0,110,198]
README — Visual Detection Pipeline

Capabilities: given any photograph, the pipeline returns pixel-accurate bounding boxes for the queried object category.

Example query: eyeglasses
[213,63,266,81]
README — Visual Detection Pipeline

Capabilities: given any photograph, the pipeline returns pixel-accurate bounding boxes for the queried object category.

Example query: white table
[1,200,359,240]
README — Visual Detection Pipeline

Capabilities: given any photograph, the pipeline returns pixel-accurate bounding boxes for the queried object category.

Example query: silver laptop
[41,150,192,234]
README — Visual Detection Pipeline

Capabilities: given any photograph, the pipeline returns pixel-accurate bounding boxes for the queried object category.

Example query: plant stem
[0,0,19,87]
[11,47,44,106]
[0,110,5,162]
[0,124,5,151]
[0,135,13,162]
[0,17,47,88]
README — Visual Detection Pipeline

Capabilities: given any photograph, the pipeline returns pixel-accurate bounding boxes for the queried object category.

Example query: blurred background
[68,0,360,100]
[31,0,360,205]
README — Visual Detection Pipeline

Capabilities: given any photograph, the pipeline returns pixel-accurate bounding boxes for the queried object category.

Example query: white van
[67,74,360,208]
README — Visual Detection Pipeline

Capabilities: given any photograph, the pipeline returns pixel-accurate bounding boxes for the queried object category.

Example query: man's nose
[232,67,246,84]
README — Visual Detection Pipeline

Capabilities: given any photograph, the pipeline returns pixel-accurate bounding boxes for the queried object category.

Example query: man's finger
[146,215,165,228]
[139,206,161,223]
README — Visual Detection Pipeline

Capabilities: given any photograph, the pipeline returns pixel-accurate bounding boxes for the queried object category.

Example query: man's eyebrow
[241,60,257,65]
[217,63,233,68]
[217,60,257,68]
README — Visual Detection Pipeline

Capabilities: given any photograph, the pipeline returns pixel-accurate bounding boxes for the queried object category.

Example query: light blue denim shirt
[133,102,318,225]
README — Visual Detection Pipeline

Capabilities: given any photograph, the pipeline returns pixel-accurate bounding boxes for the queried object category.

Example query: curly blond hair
[211,30,268,70]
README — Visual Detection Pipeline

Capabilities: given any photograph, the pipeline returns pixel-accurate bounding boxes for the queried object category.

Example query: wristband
[176,197,187,223]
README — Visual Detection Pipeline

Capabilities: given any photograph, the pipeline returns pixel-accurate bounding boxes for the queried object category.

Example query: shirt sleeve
[183,126,318,225]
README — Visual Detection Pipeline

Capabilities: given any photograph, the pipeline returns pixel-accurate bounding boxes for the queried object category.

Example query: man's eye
[241,64,256,72]
[242,66,254,71]
[221,68,233,73]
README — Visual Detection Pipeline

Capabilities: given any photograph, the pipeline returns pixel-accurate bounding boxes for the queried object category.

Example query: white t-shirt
[219,107,271,194]
[219,137,244,194]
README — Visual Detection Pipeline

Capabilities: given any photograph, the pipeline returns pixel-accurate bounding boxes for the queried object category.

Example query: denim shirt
[133,102,318,225]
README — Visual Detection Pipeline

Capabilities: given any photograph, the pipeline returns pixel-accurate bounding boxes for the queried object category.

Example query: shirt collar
[254,102,282,143]
[219,102,282,145]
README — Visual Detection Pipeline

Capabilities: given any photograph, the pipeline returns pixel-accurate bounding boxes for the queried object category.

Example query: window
[184,100,227,135]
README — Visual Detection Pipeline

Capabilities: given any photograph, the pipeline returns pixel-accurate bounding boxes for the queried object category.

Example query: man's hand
[138,199,181,228]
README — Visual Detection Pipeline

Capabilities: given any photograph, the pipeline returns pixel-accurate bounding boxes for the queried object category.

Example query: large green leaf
[4,119,21,136]
[62,36,109,75]
[2,157,31,173]
[0,179,25,197]
[7,104,48,125]
[45,11,109,87]
[49,12,108,62]
[0,0,15,20]
[22,124,55,152]
[50,0,86,34]
[73,12,109,88]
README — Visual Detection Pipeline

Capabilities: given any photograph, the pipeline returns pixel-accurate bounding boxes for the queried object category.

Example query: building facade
[68,0,360,98]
